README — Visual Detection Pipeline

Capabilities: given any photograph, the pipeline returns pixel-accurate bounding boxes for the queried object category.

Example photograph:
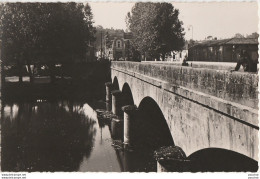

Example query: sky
[89,1,258,40]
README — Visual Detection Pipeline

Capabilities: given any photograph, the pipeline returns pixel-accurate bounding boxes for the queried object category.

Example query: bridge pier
[122,105,137,148]
[111,117,123,140]
[105,82,113,102]
[154,146,191,172]
[111,90,122,116]
[106,102,112,111]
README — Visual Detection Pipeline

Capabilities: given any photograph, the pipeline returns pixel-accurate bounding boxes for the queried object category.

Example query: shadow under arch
[112,76,119,90]
[121,83,134,107]
[133,97,174,150]
[187,148,258,172]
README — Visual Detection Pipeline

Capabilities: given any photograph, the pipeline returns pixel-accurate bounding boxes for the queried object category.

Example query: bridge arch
[112,76,119,90]
[187,147,258,172]
[121,83,134,107]
[132,96,174,150]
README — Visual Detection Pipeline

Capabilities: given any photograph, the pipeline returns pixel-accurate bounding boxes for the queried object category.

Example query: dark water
[0,97,157,172]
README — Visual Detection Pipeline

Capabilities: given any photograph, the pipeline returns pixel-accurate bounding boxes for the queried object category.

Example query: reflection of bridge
[108,61,258,172]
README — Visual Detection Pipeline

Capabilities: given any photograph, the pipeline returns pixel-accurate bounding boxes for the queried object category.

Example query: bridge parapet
[111,61,258,110]
[141,61,259,71]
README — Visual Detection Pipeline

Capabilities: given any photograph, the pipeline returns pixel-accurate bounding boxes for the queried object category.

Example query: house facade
[165,42,189,62]
[188,38,258,62]
[104,32,133,61]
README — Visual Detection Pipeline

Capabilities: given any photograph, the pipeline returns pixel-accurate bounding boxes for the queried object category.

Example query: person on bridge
[182,56,189,66]
[232,49,257,72]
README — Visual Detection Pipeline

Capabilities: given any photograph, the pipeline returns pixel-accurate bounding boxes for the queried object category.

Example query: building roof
[105,32,133,41]
[225,38,258,45]
[124,32,133,39]
[189,38,258,49]
[106,33,124,41]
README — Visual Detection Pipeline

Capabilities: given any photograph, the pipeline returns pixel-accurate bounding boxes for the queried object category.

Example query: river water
[1,97,156,172]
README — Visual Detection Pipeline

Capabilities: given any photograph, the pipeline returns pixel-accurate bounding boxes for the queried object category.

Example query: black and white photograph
[0,0,258,176]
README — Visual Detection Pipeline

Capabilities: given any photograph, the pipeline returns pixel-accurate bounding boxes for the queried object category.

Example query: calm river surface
[1,97,156,172]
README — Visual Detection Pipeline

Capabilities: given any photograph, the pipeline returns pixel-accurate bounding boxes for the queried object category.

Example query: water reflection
[1,98,160,172]
[2,100,96,172]
[96,102,158,172]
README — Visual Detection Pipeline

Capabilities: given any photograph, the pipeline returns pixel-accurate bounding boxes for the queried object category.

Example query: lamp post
[188,25,193,40]
[101,31,103,59]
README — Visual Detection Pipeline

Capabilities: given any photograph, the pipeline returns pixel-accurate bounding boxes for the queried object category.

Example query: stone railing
[111,61,258,110]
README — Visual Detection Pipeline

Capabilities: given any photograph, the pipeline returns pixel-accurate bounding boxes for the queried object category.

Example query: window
[116,40,121,48]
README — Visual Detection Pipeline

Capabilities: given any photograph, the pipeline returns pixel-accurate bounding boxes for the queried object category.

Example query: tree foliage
[234,33,245,39]
[246,32,259,39]
[233,32,259,39]
[126,2,185,60]
[0,3,95,82]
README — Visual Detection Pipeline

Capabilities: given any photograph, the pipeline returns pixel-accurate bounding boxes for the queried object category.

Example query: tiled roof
[105,32,133,41]
[190,38,258,49]
[106,34,124,40]
[225,38,258,44]
[124,32,133,39]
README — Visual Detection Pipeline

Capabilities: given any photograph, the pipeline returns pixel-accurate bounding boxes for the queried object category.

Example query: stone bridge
[109,61,258,170]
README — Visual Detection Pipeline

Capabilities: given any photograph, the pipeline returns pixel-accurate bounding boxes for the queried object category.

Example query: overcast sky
[89,2,258,40]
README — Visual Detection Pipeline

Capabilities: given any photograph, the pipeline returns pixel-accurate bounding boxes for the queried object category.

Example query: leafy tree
[0,3,95,83]
[127,40,141,61]
[246,32,259,39]
[188,39,196,48]
[0,3,41,83]
[126,2,185,61]
[234,33,245,38]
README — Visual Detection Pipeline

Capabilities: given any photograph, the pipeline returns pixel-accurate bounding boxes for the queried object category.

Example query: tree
[0,3,95,83]
[0,3,41,83]
[247,32,259,39]
[126,2,185,61]
[234,33,245,38]
[37,3,96,83]
[187,39,196,48]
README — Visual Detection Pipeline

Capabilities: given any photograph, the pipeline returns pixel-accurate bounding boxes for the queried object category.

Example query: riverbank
[2,78,105,102]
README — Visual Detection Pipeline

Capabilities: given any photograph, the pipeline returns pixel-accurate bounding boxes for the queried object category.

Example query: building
[165,42,188,62]
[104,32,133,61]
[188,38,258,62]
